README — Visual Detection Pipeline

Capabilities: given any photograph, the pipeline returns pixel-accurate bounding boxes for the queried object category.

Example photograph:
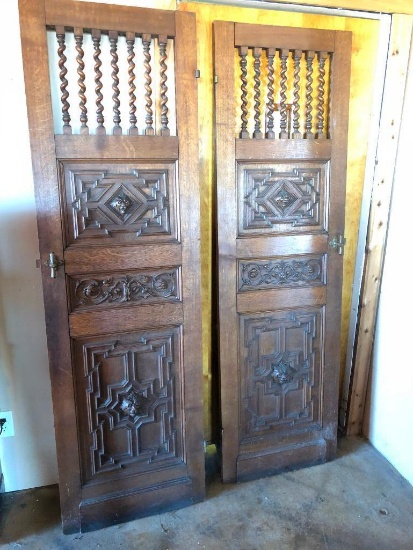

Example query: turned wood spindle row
[55,27,171,136]
[237,46,330,140]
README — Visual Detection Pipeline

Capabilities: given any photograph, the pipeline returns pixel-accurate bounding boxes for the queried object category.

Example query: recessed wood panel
[238,161,329,236]
[68,267,181,312]
[60,161,179,246]
[239,307,324,441]
[73,328,184,487]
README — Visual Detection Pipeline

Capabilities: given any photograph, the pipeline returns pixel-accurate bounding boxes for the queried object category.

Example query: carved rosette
[240,257,323,290]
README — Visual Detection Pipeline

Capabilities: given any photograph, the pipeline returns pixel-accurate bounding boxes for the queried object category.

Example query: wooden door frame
[344,14,413,435]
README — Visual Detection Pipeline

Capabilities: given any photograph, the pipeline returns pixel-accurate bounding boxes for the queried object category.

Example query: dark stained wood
[45,0,176,37]
[19,0,204,534]
[235,23,335,51]
[18,0,81,534]
[213,20,238,483]
[215,21,352,482]
[174,10,205,500]
[126,32,138,136]
[69,302,184,337]
[92,28,105,135]
[64,244,182,274]
[235,138,332,160]
[55,135,178,159]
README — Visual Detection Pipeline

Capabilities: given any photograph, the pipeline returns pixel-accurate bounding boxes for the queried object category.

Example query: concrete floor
[1,435,413,549]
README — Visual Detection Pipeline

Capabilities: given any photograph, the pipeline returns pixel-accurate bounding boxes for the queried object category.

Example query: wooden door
[214,22,351,482]
[19,0,204,533]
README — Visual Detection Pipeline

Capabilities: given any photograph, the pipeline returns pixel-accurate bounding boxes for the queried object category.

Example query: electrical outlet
[0,411,14,438]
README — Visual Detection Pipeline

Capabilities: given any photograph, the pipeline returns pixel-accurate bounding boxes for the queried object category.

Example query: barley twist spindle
[253,48,263,139]
[56,26,71,134]
[305,50,315,139]
[316,51,327,139]
[74,28,88,134]
[142,34,154,136]
[279,49,289,139]
[92,29,105,135]
[266,48,275,139]
[159,35,170,136]
[126,32,138,135]
[292,50,302,139]
[239,47,249,139]
[109,31,122,135]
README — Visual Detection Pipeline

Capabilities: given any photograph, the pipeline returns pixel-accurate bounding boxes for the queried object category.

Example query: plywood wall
[178,1,381,441]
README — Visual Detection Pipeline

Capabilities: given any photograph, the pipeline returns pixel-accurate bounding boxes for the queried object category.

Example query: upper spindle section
[45,0,176,136]
[234,23,335,140]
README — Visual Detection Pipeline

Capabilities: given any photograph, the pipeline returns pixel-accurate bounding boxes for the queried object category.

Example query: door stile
[19,0,82,533]
[213,21,238,483]
[174,10,205,498]
[323,31,352,455]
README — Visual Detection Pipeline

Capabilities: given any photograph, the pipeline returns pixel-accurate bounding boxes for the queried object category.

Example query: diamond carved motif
[238,163,328,235]
[63,163,178,244]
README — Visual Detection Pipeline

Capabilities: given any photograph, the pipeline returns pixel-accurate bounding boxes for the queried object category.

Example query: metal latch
[44,252,63,278]
[329,234,346,255]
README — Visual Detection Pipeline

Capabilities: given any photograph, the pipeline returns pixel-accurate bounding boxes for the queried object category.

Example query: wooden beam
[251,0,413,16]
[346,14,413,435]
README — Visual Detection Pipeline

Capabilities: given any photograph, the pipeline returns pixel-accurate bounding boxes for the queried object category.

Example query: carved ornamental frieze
[70,269,180,310]
[239,256,324,291]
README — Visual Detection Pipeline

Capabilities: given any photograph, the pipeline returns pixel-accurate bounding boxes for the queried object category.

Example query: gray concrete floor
[1,435,413,549]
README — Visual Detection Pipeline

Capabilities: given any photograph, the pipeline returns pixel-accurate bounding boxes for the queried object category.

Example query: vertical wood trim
[346,14,413,435]
[174,10,205,499]
[322,30,352,455]
[339,14,392,432]
[213,20,238,483]
[18,0,81,533]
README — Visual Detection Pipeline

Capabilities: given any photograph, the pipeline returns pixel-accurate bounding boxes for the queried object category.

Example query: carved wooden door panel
[214,22,351,482]
[19,0,204,533]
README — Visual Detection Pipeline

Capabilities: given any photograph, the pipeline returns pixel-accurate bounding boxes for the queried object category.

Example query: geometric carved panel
[240,308,324,440]
[69,267,181,311]
[61,162,178,245]
[238,162,329,236]
[238,255,326,291]
[73,328,183,486]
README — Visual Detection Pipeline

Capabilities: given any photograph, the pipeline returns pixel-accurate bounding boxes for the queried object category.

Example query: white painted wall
[0,0,58,491]
[365,32,413,486]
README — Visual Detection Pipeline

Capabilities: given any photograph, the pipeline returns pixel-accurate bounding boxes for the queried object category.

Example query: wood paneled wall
[178,2,380,442]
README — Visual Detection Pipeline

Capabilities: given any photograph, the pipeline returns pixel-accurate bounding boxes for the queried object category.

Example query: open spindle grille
[235,46,331,140]
[47,26,176,136]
